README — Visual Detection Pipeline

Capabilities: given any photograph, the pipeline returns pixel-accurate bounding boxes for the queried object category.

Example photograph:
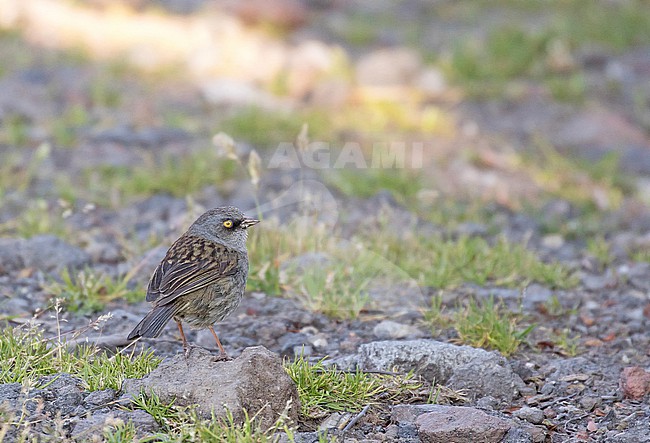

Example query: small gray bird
[127,206,259,357]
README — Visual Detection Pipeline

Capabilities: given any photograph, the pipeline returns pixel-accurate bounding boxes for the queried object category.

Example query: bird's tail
[127,304,177,340]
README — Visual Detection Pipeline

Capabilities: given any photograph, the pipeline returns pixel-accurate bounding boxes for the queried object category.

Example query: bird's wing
[146,235,241,306]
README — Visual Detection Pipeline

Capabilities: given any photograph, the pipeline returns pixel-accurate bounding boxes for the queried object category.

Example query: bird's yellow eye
[223,220,233,228]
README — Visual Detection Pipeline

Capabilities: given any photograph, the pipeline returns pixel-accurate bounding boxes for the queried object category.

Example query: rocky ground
[1,1,650,442]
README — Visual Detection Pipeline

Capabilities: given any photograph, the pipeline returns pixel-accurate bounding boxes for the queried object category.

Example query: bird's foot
[183,344,196,359]
[212,352,232,362]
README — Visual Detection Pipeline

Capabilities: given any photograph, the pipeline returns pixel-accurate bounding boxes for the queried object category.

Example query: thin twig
[315,369,401,376]
[343,404,370,432]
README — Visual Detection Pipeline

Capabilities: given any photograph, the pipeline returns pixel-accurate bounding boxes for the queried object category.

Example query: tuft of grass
[521,144,632,211]
[419,198,496,231]
[246,226,285,296]
[538,294,577,318]
[249,215,574,320]
[337,101,454,135]
[545,72,586,103]
[131,390,187,432]
[82,150,238,206]
[88,71,123,109]
[423,294,534,355]
[220,106,331,149]
[82,349,161,391]
[103,422,137,443]
[453,296,534,356]
[586,235,613,271]
[0,143,51,205]
[444,1,650,98]
[325,168,423,206]
[247,220,333,296]
[629,248,650,264]
[248,221,379,318]
[555,0,650,50]
[450,26,548,83]
[285,355,421,419]
[1,113,30,146]
[131,390,294,442]
[422,294,451,331]
[50,103,91,148]
[196,409,294,443]
[375,233,576,289]
[0,325,160,390]
[12,199,69,239]
[503,144,632,236]
[554,328,581,357]
[44,268,143,314]
[289,263,371,320]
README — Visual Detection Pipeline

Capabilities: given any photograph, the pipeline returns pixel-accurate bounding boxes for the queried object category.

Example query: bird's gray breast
[177,255,248,328]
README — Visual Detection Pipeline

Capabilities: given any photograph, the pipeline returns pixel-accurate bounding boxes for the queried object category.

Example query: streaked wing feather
[145,235,240,306]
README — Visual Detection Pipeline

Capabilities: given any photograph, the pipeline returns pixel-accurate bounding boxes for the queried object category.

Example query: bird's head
[187,206,259,251]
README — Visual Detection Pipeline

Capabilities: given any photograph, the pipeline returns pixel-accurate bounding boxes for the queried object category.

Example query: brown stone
[620,366,650,400]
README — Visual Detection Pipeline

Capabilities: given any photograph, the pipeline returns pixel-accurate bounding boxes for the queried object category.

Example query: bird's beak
[240,217,260,229]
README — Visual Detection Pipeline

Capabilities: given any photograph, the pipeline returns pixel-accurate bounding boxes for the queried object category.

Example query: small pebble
[514,406,545,425]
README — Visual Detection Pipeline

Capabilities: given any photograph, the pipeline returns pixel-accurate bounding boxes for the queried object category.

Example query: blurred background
[2,3,650,439]
[0,0,649,315]
[1,1,649,210]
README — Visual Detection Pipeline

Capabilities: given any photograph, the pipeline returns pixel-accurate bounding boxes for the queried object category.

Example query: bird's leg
[176,320,191,357]
[208,325,228,359]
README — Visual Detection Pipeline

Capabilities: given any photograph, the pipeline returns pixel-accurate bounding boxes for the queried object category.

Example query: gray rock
[415,406,512,443]
[122,346,300,428]
[372,320,425,340]
[392,404,441,424]
[71,409,159,441]
[22,235,91,273]
[0,295,31,317]
[0,239,24,274]
[0,383,23,413]
[34,374,85,417]
[605,422,650,443]
[627,262,650,291]
[579,396,601,411]
[278,332,310,358]
[0,383,26,443]
[581,272,616,291]
[334,340,524,402]
[85,238,122,264]
[398,423,420,441]
[0,235,90,275]
[318,412,352,431]
[83,389,117,407]
[501,427,535,443]
[276,431,324,443]
[513,407,544,425]
[475,396,499,410]
[447,355,524,403]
